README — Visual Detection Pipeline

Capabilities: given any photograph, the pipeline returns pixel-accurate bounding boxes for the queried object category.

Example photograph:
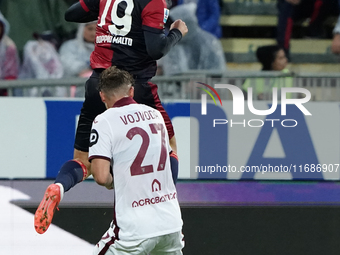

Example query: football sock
[170,151,179,185]
[55,160,86,192]
[55,183,64,201]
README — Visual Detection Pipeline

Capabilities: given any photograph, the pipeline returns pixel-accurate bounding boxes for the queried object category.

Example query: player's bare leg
[34,149,90,234]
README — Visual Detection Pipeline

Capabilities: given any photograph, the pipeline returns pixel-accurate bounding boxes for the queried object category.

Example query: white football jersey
[89,97,182,241]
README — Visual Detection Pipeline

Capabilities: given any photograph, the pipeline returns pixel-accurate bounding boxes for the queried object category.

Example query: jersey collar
[112,97,137,108]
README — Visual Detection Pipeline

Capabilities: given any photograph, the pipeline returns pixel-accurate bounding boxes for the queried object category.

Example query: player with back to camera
[90,66,184,254]
[34,0,188,234]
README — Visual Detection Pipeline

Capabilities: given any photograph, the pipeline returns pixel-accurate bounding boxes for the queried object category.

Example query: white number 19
[98,0,134,36]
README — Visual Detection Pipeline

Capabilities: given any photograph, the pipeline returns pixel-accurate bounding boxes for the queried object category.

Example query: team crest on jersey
[163,8,169,24]
[89,129,99,147]
[152,179,161,192]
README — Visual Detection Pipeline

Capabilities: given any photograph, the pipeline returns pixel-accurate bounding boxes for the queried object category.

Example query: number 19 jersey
[80,0,169,79]
[89,97,182,241]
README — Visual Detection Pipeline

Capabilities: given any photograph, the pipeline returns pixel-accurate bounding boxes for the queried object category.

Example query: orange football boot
[34,184,61,234]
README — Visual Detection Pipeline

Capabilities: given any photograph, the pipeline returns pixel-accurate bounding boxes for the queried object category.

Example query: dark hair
[98,66,134,95]
[256,45,283,71]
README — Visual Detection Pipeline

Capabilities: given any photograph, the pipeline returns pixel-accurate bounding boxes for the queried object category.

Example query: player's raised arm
[65,1,99,23]
[141,0,188,60]
[144,19,188,60]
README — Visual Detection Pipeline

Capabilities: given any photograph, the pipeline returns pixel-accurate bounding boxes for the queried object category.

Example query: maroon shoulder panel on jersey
[80,0,90,12]
[141,0,167,30]
[81,0,100,12]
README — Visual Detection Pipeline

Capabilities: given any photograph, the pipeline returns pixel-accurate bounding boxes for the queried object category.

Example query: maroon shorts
[133,81,174,139]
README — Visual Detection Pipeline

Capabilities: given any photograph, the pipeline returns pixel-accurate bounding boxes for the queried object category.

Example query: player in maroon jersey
[34,0,187,234]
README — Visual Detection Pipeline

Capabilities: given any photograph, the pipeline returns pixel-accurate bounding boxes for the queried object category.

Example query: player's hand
[170,19,188,37]
[285,0,300,5]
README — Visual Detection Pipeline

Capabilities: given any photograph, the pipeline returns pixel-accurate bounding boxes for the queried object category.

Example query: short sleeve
[88,115,112,162]
[81,0,100,12]
[142,0,168,32]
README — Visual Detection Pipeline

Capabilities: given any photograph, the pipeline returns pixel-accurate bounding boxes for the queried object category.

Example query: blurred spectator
[242,45,293,100]
[0,11,20,96]
[19,32,65,97]
[256,45,288,71]
[277,0,339,58]
[196,0,222,38]
[168,0,182,9]
[59,21,96,78]
[331,2,340,54]
[0,0,77,57]
[158,3,226,76]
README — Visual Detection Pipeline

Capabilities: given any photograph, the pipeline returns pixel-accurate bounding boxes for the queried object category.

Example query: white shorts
[93,230,184,255]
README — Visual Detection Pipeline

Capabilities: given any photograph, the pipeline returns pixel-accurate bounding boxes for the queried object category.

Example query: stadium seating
[220,0,340,72]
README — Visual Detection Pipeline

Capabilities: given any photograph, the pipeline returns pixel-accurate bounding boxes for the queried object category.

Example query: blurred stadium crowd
[0,0,339,97]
